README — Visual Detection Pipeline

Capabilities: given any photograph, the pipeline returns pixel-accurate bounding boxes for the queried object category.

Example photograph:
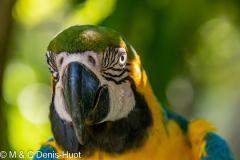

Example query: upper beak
[63,62,109,145]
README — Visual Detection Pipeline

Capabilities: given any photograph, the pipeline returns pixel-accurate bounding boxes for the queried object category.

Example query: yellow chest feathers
[44,119,215,160]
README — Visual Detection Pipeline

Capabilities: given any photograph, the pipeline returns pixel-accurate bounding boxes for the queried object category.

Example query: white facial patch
[101,81,135,122]
[52,49,135,123]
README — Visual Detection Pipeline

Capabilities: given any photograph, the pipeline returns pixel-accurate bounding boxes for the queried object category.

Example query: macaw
[33,25,234,160]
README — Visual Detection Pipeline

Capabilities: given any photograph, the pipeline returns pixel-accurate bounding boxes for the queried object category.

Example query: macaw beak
[63,62,109,145]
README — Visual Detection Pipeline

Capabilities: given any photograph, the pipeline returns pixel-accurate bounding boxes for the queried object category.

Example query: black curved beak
[63,62,109,145]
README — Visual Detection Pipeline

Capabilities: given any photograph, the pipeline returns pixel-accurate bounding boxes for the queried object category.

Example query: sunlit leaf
[3,61,37,104]
[64,0,116,27]
[17,83,51,124]
[12,0,65,26]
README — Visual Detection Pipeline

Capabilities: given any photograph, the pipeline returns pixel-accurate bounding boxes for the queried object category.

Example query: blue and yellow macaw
[33,25,234,160]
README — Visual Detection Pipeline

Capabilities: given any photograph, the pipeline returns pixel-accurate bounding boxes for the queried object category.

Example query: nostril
[88,55,96,66]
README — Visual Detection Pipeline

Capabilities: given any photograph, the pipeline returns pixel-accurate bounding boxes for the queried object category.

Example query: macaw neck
[135,69,167,123]
[134,71,171,139]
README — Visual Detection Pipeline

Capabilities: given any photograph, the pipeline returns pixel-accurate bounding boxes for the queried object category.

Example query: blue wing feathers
[163,106,234,160]
[165,108,189,132]
[32,138,58,160]
[201,132,234,160]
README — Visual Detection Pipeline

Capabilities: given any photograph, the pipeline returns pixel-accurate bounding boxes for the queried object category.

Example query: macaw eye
[119,53,127,66]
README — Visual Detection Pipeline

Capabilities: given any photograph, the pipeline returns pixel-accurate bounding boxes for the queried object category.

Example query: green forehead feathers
[48,25,135,58]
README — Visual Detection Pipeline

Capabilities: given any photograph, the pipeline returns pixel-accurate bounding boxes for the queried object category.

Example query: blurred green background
[0,0,240,159]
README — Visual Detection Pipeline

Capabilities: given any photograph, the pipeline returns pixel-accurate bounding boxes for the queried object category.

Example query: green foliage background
[0,0,240,159]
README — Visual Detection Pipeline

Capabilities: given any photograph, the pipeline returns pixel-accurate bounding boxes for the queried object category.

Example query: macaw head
[47,25,153,153]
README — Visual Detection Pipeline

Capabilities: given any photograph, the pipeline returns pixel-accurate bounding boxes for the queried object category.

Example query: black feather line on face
[46,51,58,72]
[101,47,124,70]
[101,69,130,78]
[50,84,153,156]
[102,75,133,85]
[101,67,125,72]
